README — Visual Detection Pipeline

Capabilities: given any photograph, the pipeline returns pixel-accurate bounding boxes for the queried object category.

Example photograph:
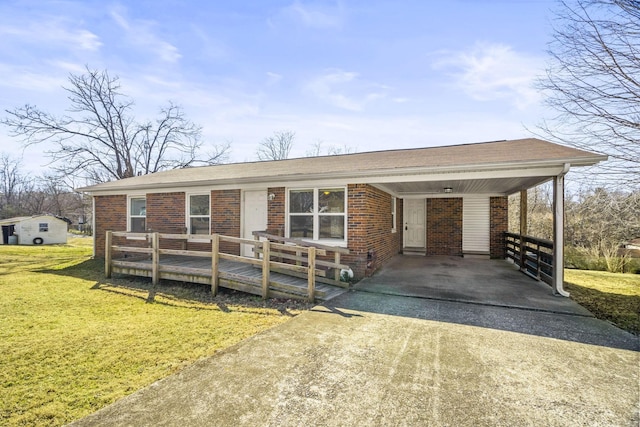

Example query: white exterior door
[404,199,426,249]
[242,190,268,257]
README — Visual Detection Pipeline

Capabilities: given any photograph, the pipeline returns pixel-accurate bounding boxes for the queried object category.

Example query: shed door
[404,199,426,249]
[242,190,268,257]
[463,196,490,254]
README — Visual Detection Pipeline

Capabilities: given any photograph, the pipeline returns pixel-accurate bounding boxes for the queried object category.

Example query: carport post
[552,164,570,297]
[519,189,528,271]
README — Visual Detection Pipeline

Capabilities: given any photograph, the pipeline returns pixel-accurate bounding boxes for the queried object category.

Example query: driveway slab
[354,255,592,316]
[71,282,639,426]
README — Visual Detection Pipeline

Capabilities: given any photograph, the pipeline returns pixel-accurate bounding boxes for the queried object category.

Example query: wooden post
[535,242,542,279]
[254,234,260,260]
[262,241,270,299]
[307,247,316,303]
[151,232,159,286]
[519,189,528,271]
[334,252,341,282]
[105,231,112,278]
[211,234,219,296]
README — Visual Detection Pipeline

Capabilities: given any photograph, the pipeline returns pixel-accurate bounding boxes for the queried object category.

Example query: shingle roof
[77,138,606,193]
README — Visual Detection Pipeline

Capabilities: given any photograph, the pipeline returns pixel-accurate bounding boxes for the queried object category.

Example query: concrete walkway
[71,257,639,426]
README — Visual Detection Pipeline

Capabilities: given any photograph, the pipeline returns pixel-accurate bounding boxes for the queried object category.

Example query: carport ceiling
[378,176,551,197]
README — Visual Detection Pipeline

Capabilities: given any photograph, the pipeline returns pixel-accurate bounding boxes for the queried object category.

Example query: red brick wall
[346,184,402,278]
[147,192,185,233]
[267,187,285,236]
[490,196,508,258]
[146,192,186,251]
[212,190,241,254]
[94,195,127,258]
[426,198,463,256]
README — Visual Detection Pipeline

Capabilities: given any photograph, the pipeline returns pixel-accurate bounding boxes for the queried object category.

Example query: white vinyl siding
[463,196,490,254]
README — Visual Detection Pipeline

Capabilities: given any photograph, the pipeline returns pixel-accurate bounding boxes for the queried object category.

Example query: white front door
[242,190,268,257]
[404,198,426,249]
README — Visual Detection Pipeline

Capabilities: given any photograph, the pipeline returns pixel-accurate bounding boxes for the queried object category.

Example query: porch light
[443,187,453,193]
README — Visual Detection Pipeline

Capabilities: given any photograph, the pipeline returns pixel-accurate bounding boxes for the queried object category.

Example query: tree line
[509,185,640,272]
[0,154,89,228]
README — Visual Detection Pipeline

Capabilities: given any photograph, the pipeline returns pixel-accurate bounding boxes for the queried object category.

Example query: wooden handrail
[505,232,554,285]
[104,231,349,302]
[252,230,350,287]
[252,231,350,254]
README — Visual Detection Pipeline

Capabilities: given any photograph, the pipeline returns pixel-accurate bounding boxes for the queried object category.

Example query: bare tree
[256,130,295,160]
[305,140,357,157]
[2,67,230,183]
[0,154,23,209]
[536,0,640,187]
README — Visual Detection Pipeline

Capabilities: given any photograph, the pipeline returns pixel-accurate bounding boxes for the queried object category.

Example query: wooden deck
[106,232,350,302]
[111,255,346,301]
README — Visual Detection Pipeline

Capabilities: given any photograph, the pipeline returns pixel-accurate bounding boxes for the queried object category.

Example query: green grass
[0,238,303,426]
[565,269,640,335]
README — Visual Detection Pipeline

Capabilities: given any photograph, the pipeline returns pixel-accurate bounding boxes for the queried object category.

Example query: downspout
[552,163,570,297]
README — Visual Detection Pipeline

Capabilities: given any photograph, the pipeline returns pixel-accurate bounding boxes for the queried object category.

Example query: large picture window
[188,194,210,235]
[289,188,346,242]
[129,197,146,232]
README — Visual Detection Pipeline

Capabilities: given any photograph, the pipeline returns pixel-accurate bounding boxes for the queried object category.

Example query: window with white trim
[129,197,146,232]
[288,188,346,242]
[188,194,210,235]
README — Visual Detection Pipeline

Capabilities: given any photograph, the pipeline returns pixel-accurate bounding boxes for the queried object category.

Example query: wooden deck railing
[252,231,351,288]
[104,231,349,302]
[505,232,553,285]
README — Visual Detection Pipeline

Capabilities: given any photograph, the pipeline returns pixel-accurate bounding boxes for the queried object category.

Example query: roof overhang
[76,139,608,197]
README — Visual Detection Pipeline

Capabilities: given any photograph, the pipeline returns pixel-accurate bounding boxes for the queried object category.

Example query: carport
[370,140,607,297]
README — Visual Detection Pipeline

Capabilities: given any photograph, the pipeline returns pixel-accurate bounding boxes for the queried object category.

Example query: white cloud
[0,20,102,51]
[110,6,181,63]
[271,1,345,30]
[0,64,66,92]
[266,72,283,85]
[305,69,388,111]
[433,42,544,110]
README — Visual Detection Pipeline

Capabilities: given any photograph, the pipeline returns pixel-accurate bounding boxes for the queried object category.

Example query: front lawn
[565,269,640,335]
[0,238,307,426]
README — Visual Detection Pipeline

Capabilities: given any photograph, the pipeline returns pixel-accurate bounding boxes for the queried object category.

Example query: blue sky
[0,0,558,171]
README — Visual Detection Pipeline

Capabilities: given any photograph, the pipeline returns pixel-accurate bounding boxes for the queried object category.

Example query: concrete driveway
[71,257,639,427]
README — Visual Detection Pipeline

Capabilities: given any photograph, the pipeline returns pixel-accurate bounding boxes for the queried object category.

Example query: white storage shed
[0,215,68,245]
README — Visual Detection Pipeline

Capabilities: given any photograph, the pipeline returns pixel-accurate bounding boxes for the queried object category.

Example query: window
[39,223,49,232]
[288,188,346,242]
[188,194,210,235]
[391,197,397,233]
[129,197,146,232]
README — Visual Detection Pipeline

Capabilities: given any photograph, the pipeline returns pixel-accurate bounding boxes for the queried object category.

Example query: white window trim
[391,197,397,233]
[186,192,211,242]
[127,196,147,239]
[286,187,348,247]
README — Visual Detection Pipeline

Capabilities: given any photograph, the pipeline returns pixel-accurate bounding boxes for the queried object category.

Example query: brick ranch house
[78,138,605,294]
